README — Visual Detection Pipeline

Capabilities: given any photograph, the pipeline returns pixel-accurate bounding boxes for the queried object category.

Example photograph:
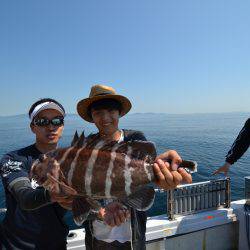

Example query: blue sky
[0,0,250,116]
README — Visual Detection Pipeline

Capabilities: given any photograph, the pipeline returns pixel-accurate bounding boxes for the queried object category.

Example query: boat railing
[165,177,231,220]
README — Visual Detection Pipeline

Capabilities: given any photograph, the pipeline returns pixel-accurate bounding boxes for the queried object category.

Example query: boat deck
[67,200,248,250]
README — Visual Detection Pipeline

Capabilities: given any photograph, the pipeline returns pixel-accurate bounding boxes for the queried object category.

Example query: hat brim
[77,94,132,122]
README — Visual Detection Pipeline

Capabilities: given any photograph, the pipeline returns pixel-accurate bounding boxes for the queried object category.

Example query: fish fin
[98,141,117,151]
[47,173,60,183]
[76,131,85,148]
[71,131,79,146]
[72,197,91,226]
[122,185,155,211]
[102,140,157,161]
[47,173,77,196]
[46,173,61,193]
[128,141,157,161]
[85,135,156,161]
[72,196,101,226]
[58,182,78,196]
[85,197,101,210]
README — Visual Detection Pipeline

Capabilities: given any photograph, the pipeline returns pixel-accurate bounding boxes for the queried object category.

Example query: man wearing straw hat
[77,84,192,250]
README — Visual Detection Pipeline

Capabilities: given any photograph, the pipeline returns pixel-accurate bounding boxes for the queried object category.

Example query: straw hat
[77,84,132,122]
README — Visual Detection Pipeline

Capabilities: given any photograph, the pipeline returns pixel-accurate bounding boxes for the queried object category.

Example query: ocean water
[0,112,249,229]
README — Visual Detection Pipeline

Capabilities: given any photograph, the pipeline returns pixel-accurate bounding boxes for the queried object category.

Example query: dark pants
[0,223,67,250]
[92,238,131,250]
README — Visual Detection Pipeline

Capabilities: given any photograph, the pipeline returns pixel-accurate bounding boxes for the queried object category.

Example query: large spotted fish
[30,132,197,225]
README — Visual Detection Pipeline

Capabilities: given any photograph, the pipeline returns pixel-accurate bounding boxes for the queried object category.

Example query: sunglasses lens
[51,118,64,126]
[34,118,49,126]
[33,118,64,126]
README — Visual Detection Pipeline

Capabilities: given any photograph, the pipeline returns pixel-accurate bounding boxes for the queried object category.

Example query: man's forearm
[10,180,51,210]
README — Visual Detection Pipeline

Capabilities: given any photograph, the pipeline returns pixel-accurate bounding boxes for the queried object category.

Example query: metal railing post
[225,177,231,208]
[167,190,175,220]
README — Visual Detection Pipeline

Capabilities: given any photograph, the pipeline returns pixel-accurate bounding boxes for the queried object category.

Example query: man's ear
[30,123,35,134]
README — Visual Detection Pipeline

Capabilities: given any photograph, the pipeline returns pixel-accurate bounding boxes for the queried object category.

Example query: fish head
[30,152,61,186]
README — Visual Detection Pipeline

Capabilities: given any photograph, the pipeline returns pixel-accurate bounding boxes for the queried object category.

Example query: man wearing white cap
[0,98,71,250]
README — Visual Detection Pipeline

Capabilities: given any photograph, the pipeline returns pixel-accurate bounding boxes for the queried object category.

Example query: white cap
[29,101,65,121]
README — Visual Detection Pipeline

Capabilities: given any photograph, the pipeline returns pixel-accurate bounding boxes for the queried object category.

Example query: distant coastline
[0,111,249,119]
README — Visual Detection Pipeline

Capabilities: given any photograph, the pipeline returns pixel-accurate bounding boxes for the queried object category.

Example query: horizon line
[0,110,249,118]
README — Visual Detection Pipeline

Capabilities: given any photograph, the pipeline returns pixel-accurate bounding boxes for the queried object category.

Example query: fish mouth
[30,173,47,185]
[30,168,47,184]
[29,160,39,179]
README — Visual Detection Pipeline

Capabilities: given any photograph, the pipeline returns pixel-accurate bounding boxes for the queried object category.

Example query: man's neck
[35,142,57,153]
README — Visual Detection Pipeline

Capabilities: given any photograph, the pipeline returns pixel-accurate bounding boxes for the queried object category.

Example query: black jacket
[84,129,149,250]
[0,144,68,250]
[226,118,250,164]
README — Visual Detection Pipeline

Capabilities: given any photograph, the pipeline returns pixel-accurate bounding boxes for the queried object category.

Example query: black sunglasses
[33,117,64,127]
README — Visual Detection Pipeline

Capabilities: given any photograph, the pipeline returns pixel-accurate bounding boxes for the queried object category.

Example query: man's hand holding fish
[103,202,131,227]
[153,150,192,190]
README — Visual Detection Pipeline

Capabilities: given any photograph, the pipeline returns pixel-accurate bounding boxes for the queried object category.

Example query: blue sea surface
[0,112,249,229]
